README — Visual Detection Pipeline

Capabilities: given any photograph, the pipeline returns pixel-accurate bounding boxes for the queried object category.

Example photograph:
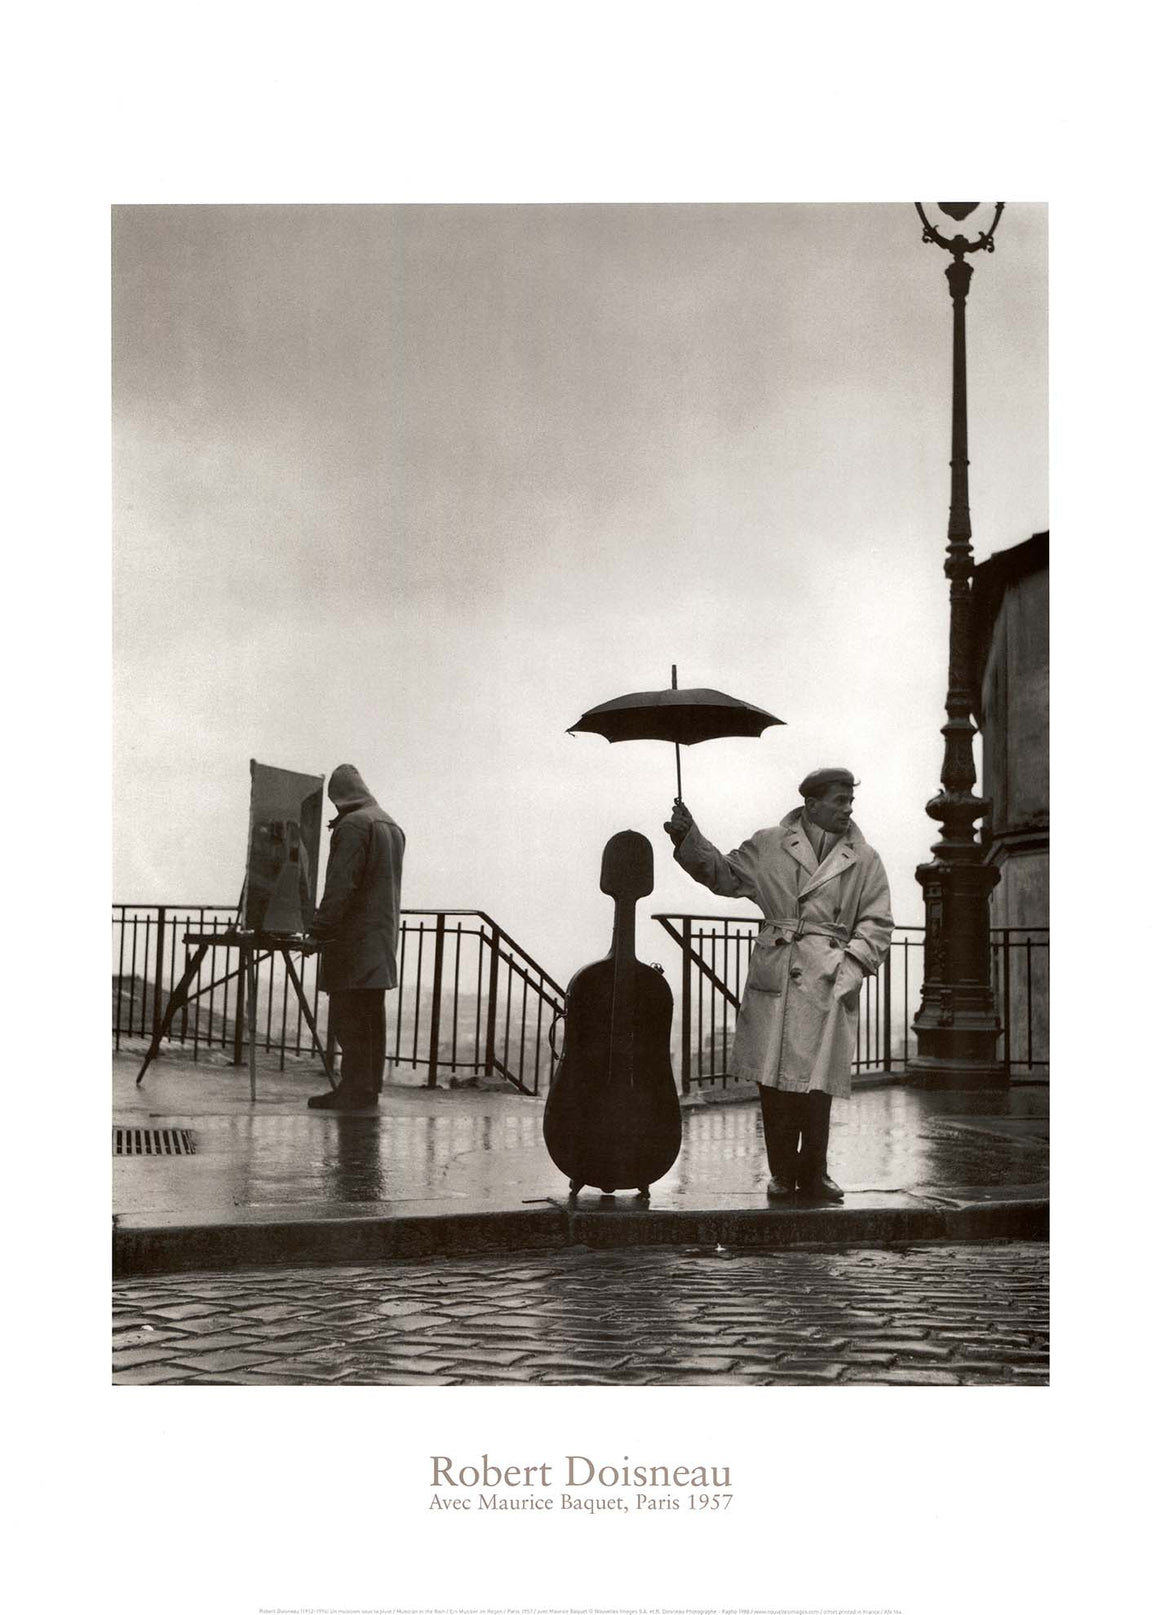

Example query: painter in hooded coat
[310,765,406,993]
[674,809,893,1099]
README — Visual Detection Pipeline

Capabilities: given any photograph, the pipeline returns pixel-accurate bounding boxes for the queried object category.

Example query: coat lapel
[799,837,858,897]
[782,826,817,876]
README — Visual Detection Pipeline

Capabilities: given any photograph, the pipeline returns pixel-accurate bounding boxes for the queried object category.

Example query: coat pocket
[746,938,789,994]
[833,955,864,1008]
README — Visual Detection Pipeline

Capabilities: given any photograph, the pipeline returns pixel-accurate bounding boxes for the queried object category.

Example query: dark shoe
[766,1172,796,1200]
[796,1171,844,1203]
[307,1084,377,1111]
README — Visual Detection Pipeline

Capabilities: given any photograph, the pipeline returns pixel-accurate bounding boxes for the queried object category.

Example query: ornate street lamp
[909,201,1007,1088]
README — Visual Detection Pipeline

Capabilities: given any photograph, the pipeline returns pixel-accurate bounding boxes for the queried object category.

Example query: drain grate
[113,1127,195,1157]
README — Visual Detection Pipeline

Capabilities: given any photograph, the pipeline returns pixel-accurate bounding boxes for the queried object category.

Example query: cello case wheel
[637,1186,651,1200]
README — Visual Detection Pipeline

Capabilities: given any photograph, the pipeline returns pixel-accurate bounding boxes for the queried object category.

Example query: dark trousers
[328,988,387,1098]
[758,1086,832,1178]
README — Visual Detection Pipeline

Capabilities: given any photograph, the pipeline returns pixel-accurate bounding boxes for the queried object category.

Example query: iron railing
[652,915,1048,1092]
[112,906,565,1096]
[113,904,1047,1097]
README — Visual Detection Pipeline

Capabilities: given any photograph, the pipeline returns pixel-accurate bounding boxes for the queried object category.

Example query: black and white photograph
[15,7,1154,1613]
[112,199,1048,1390]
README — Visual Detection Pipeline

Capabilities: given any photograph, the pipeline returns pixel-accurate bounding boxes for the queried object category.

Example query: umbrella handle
[671,665,683,802]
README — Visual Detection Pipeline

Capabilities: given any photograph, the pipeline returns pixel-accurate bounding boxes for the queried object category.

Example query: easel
[135,929,338,1101]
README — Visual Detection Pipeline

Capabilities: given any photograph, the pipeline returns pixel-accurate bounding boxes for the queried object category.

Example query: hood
[327,763,376,822]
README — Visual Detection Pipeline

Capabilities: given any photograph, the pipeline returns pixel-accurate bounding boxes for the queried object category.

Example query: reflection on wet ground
[114,1052,1047,1219]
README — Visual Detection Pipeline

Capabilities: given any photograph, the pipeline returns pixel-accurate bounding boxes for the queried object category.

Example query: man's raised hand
[664,798,693,848]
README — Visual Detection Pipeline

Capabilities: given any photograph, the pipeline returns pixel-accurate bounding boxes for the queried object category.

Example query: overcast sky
[113,202,1047,975]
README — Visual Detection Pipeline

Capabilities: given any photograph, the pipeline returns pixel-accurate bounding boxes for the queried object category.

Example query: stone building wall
[973,533,1048,1078]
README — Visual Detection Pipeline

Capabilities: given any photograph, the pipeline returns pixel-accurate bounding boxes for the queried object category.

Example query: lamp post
[909,201,1007,1088]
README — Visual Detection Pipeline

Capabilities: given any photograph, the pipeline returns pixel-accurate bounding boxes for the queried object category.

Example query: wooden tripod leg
[136,944,210,1085]
[284,951,338,1089]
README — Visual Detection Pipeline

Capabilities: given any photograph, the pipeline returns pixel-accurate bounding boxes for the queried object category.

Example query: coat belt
[760,917,849,945]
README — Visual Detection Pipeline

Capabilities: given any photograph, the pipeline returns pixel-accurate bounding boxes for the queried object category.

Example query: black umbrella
[568,665,784,800]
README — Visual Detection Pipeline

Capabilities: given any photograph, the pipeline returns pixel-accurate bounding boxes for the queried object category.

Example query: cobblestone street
[113,1240,1047,1386]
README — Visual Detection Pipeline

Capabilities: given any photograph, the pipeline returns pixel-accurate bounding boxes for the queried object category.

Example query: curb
[113,1196,1048,1278]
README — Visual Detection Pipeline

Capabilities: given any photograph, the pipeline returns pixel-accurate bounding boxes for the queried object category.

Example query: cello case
[543,830,682,1197]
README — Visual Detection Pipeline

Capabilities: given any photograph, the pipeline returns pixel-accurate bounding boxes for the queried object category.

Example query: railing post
[680,917,692,1096]
[484,922,500,1078]
[1024,933,1033,1076]
[1001,931,1012,1079]
[427,913,446,1089]
[151,906,167,1043]
[882,943,893,1074]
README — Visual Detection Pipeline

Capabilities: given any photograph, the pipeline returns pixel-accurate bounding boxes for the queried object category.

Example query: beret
[798,767,858,798]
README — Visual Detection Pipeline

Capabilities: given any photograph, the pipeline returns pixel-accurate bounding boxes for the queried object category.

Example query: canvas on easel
[240,760,325,934]
[137,757,335,1097]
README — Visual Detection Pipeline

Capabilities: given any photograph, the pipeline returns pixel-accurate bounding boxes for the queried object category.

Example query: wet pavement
[113,1049,1048,1274]
[115,1050,1047,1212]
[112,1240,1049,1385]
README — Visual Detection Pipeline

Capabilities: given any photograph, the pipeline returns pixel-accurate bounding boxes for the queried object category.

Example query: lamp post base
[911,855,1005,1089]
[905,1055,1008,1090]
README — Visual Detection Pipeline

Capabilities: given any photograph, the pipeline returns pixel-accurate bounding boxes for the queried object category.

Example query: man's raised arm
[663,799,759,903]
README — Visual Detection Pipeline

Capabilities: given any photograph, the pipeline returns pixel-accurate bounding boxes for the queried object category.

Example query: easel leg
[136,945,210,1086]
[284,952,338,1089]
[246,947,259,1103]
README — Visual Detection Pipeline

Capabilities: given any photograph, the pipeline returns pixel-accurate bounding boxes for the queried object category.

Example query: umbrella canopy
[568,686,783,746]
[567,669,784,800]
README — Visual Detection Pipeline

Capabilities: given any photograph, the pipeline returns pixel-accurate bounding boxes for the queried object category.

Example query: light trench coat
[675,808,893,1099]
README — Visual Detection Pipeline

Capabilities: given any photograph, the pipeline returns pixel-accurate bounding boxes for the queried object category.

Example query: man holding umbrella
[665,769,893,1201]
